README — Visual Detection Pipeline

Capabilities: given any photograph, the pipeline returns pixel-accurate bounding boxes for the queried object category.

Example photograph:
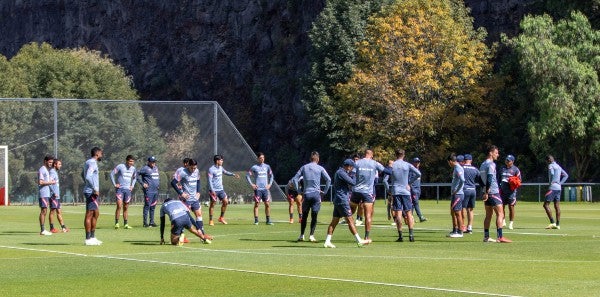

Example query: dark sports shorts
[302,192,321,213]
[185,199,201,212]
[451,193,464,212]
[483,193,502,207]
[50,196,61,209]
[332,202,353,218]
[115,188,132,203]
[254,189,271,203]
[351,192,375,204]
[38,197,49,208]
[501,190,517,206]
[287,189,300,202]
[392,194,412,212]
[85,193,99,211]
[463,189,476,209]
[210,190,228,202]
[171,215,192,236]
[545,190,562,202]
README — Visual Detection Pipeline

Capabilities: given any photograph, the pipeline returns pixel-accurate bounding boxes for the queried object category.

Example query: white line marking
[0,245,520,297]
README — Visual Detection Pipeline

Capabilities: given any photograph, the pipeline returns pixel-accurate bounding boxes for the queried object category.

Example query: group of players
[37,144,568,247]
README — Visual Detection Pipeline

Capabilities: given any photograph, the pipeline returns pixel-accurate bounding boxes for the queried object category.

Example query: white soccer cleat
[483,237,497,243]
[509,222,514,230]
[449,233,464,238]
[297,235,305,242]
[40,230,52,236]
[85,238,99,246]
[91,238,102,245]
[357,239,371,247]
[323,242,336,248]
[355,220,363,226]
[545,223,557,229]
[309,235,317,242]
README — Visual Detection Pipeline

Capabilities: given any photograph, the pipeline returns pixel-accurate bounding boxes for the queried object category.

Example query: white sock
[325,234,332,243]
[354,233,362,242]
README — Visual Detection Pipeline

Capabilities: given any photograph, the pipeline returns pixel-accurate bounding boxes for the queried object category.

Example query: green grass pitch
[1,200,599,296]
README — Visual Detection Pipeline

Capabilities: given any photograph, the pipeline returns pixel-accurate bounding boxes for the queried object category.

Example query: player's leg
[219,193,229,224]
[143,195,150,227]
[114,191,123,228]
[123,191,131,228]
[208,191,216,225]
[554,200,561,227]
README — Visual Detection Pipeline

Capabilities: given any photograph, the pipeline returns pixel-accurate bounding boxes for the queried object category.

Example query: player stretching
[208,154,239,226]
[171,159,206,235]
[544,155,568,229]
[324,159,371,248]
[160,198,213,245]
[246,152,275,225]
[480,145,511,243]
[111,155,137,229]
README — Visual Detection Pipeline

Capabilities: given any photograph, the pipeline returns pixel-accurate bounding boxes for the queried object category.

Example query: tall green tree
[313,0,492,169]
[504,11,600,180]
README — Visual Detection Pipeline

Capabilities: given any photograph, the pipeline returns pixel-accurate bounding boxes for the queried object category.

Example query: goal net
[0,145,7,206]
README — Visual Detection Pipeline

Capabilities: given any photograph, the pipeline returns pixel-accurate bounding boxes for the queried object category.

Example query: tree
[317,0,492,168]
[504,11,600,180]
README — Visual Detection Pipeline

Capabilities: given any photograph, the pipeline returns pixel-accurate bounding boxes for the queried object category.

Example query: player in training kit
[351,149,384,241]
[285,176,303,223]
[323,159,371,248]
[246,152,275,225]
[172,158,206,235]
[83,147,103,245]
[208,154,240,226]
[447,154,465,238]
[410,157,427,222]
[461,154,479,234]
[38,155,56,236]
[138,156,160,227]
[381,160,394,223]
[544,155,568,229]
[293,151,331,242]
[386,149,421,242]
[499,154,521,230]
[160,198,213,245]
[49,158,68,233]
[111,155,137,229]
[480,145,511,243]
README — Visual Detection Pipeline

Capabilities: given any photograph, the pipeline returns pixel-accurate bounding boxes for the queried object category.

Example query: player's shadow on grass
[23,242,70,246]
[123,240,161,246]
[2,231,40,235]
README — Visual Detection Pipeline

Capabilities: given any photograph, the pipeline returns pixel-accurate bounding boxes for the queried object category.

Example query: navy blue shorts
[85,193,99,211]
[484,193,502,207]
[351,192,375,204]
[302,192,321,213]
[451,193,464,212]
[254,189,271,203]
[210,190,228,202]
[38,197,49,209]
[332,203,353,218]
[186,199,201,212]
[463,189,476,209]
[171,215,192,236]
[501,190,517,206]
[50,197,61,209]
[115,188,132,204]
[545,190,561,202]
[392,194,412,212]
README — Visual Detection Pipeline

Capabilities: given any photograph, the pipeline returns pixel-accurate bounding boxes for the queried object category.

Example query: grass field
[1,200,599,297]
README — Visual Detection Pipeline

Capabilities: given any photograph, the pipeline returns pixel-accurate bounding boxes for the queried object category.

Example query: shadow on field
[2,231,40,235]
[23,242,70,246]
[124,240,160,246]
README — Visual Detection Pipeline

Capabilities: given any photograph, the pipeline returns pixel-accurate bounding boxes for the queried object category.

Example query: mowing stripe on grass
[0,244,520,297]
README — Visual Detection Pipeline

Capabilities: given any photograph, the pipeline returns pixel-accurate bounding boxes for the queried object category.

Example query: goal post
[0,145,7,206]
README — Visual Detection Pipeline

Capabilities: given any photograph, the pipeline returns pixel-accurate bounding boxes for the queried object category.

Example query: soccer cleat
[545,223,557,229]
[178,234,186,246]
[203,238,212,244]
[114,223,120,229]
[466,229,473,234]
[85,238,97,246]
[556,225,561,229]
[496,237,512,243]
[209,220,215,226]
[309,235,317,242]
[124,224,132,229]
[355,220,363,226]
[364,238,372,244]
[183,236,190,243]
[297,235,305,242]
[419,217,428,222]
[509,222,514,230]
[289,218,294,224]
[483,237,496,243]
[266,221,274,225]
[323,242,336,248]
[149,223,158,227]
[143,224,149,228]
[50,228,59,233]
[89,238,102,245]
[254,222,259,225]
[409,235,415,242]
[62,227,69,233]
[218,217,228,225]
[357,239,371,247]
[40,230,52,236]
[450,233,464,238]
[396,237,403,242]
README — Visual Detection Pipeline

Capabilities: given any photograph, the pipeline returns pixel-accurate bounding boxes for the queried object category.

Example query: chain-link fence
[0,98,285,205]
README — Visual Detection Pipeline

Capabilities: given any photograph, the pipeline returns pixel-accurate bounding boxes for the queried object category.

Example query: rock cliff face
[0,0,535,169]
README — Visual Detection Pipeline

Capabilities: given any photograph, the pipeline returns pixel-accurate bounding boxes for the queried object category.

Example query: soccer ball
[203,201,209,207]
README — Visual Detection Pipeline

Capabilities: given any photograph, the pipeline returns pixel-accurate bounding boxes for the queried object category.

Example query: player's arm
[560,169,569,184]
[340,170,356,186]
[171,178,184,196]
[267,166,274,189]
[110,166,120,188]
[207,171,215,193]
[245,168,257,189]
[321,169,332,195]
[292,168,303,192]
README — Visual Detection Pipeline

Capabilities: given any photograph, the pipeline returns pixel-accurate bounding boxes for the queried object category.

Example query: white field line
[0,245,520,297]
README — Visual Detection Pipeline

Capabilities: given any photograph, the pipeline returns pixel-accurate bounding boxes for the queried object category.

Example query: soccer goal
[0,145,8,206]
